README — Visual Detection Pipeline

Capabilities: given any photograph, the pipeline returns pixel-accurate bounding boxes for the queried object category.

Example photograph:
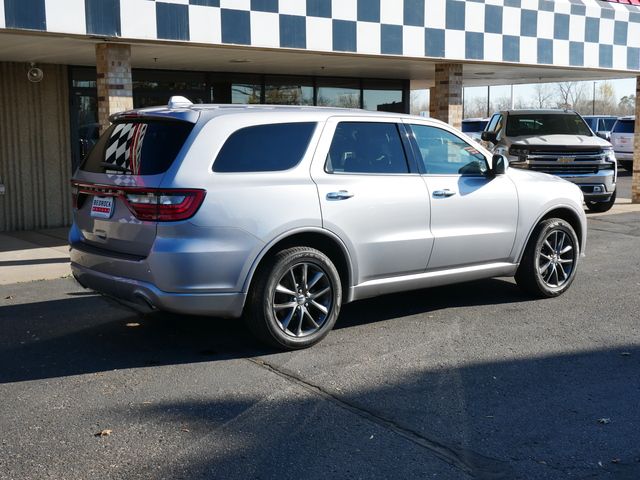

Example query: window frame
[323,120,419,176]
[405,123,490,177]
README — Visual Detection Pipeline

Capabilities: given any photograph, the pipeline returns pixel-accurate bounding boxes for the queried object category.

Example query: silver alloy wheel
[272,262,333,337]
[536,230,576,288]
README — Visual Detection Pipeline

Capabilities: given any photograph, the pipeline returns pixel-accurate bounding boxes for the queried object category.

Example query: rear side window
[612,120,635,134]
[326,122,409,174]
[81,121,194,175]
[213,122,317,172]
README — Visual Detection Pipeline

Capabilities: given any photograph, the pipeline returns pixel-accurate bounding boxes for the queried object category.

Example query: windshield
[612,120,635,134]
[461,121,488,133]
[506,114,592,137]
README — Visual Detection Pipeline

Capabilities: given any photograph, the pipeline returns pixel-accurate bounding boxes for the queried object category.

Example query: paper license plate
[90,196,114,219]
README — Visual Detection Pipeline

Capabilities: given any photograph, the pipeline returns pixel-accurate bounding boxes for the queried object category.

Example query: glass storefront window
[317,79,361,108]
[363,89,403,113]
[133,69,208,108]
[265,76,313,105]
[231,83,261,104]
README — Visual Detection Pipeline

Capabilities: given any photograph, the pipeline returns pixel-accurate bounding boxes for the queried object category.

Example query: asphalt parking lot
[1,204,639,479]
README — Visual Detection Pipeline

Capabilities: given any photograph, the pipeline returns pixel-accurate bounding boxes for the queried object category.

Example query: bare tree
[464,96,489,118]
[556,82,587,110]
[532,83,555,109]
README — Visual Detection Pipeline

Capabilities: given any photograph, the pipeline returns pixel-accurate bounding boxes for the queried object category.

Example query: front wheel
[586,190,616,213]
[245,247,342,350]
[515,218,580,298]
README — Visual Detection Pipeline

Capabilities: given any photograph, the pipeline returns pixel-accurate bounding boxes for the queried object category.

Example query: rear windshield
[612,120,635,134]
[81,120,194,175]
[505,114,592,137]
[461,121,488,133]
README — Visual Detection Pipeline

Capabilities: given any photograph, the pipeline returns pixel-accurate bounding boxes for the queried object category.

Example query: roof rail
[168,96,193,109]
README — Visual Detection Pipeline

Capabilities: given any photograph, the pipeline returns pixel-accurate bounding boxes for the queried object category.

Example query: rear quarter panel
[156,112,326,292]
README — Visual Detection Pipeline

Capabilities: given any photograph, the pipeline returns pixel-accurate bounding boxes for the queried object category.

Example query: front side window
[410,125,488,175]
[326,122,409,174]
[213,122,316,173]
[505,113,592,137]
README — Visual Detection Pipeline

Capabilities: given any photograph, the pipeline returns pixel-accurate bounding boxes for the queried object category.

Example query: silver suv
[481,110,617,212]
[70,100,587,349]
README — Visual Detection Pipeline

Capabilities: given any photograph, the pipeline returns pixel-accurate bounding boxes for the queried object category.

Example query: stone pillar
[433,63,463,129]
[96,43,133,133]
[633,76,640,204]
[429,87,436,118]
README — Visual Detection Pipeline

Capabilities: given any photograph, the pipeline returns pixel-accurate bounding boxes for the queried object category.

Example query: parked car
[482,109,617,213]
[461,117,490,141]
[582,115,617,141]
[70,99,587,350]
[609,116,635,171]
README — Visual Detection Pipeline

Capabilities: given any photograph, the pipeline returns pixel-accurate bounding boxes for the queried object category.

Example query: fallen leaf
[95,429,112,437]
[620,352,631,357]
[181,428,190,433]
[612,458,621,464]
[537,460,547,465]
[126,322,140,327]
[369,435,374,440]
[4,295,14,300]
[598,461,604,468]
[597,418,611,425]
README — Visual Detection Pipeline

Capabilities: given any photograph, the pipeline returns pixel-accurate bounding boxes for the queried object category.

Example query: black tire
[586,190,616,213]
[515,218,580,298]
[245,247,342,350]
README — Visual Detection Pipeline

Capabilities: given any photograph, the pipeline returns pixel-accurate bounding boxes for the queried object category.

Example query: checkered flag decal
[103,123,148,175]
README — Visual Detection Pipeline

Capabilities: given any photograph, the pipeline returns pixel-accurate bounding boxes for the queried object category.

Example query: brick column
[96,43,133,133]
[433,63,463,129]
[429,87,436,118]
[633,76,640,204]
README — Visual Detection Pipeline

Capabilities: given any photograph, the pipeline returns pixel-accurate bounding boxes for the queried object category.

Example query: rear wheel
[515,218,579,298]
[245,247,342,350]
[586,190,616,213]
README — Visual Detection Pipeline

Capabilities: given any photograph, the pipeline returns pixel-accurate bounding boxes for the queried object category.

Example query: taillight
[124,189,206,221]
[70,181,205,221]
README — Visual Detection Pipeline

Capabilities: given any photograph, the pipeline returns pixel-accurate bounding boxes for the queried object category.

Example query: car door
[311,117,433,284]
[405,121,518,270]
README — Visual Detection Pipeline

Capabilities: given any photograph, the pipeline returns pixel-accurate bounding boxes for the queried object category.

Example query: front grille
[527,164,599,175]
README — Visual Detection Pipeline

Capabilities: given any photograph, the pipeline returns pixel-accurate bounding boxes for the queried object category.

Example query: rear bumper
[71,262,246,318]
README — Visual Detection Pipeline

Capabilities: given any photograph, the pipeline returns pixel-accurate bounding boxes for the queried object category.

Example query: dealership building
[0,0,639,231]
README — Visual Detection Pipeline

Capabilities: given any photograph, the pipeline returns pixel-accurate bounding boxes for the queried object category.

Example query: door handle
[432,189,456,198]
[327,190,354,200]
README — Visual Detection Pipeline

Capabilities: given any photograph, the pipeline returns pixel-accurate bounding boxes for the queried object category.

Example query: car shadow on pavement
[94,345,640,480]
[0,278,530,384]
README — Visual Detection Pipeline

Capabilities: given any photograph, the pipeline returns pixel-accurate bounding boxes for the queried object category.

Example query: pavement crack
[247,357,515,480]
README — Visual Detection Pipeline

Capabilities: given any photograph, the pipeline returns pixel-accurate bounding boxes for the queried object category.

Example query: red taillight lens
[70,182,205,221]
[124,189,206,221]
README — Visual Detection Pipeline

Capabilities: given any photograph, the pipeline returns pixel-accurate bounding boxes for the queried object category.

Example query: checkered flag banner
[103,123,148,175]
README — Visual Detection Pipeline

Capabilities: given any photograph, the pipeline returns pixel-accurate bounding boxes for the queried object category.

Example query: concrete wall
[0,62,72,231]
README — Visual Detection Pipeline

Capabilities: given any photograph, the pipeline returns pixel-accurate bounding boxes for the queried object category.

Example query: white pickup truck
[482,110,617,212]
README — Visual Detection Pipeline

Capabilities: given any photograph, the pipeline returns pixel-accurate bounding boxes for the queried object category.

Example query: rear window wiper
[100,162,132,173]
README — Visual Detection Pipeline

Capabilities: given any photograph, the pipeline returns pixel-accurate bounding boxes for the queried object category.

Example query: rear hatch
[611,119,635,153]
[71,115,200,257]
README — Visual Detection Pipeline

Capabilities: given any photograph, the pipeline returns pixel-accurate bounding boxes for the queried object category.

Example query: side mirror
[491,154,508,175]
[596,131,610,141]
[481,131,498,144]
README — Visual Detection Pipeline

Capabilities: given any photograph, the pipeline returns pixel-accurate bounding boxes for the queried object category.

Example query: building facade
[0,0,639,230]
